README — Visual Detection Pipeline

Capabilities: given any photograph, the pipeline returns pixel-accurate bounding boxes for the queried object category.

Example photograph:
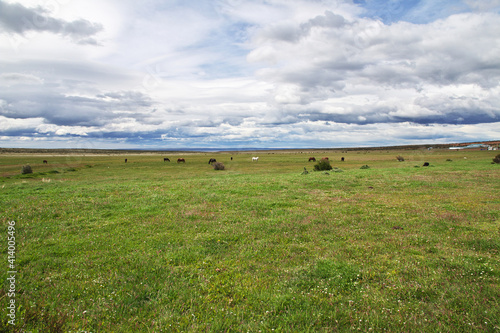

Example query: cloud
[0,72,43,85]
[0,0,499,149]
[247,8,500,128]
[0,0,102,43]
[0,64,155,128]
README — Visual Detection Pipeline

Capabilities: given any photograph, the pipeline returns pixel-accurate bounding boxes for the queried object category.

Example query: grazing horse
[125,159,128,163]
[177,158,185,163]
[341,157,345,162]
[252,157,259,162]
[423,162,429,167]
[321,157,329,161]
[208,158,217,164]
[308,157,316,162]
[43,160,48,164]
[164,158,170,162]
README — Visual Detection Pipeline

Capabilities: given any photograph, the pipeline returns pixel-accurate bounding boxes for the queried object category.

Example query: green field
[1,148,499,332]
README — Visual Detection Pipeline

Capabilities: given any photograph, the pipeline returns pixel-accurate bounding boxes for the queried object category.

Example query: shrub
[314,159,333,171]
[22,165,33,174]
[360,165,370,169]
[396,155,405,162]
[493,154,500,164]
[213,162,225,170]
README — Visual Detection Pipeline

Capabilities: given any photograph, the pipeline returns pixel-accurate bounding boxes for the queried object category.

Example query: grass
[0,149,499,332]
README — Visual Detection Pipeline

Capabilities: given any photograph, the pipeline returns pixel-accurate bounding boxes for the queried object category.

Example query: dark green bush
[213,162,225,170]
[493,154,500,164]
[314,159,332,171]
[22,165,33,174]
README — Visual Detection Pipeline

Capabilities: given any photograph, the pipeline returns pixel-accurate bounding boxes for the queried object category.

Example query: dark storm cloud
[305,110,388,125]
[394,130,456,141]
[0,128,39,137]
[0,87,154,127]
[0,0,102,42]
[304,101,499,126]
[394,111,498,125]
[412,95,500,124]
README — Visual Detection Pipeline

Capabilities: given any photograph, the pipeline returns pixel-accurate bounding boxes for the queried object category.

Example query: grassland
[1,148,499,332]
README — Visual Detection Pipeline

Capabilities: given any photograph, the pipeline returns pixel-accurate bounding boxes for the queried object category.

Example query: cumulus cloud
[248,8,500,128]
[0,0,499,149]
[0,0,102,43]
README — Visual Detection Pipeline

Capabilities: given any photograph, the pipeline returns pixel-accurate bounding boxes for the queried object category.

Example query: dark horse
[208,158,217,164]
[308,157,316,162]
[125,159,128,163]
[43,160,48,164]
[177,158,185,163]
[341,157,345,162]
[164,158,170,162]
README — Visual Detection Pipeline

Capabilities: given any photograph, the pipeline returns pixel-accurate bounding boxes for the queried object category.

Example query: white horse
[252,157,259,161]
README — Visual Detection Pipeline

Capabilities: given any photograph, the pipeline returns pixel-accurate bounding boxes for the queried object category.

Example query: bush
[212,162,225,170]
[314,159,333,171]
[493,154,500,164]
[396,155,405,162]
[22,165,33,174]
[360,165,370,169]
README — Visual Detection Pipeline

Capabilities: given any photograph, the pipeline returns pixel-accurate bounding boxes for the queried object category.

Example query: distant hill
[1,141,498,154]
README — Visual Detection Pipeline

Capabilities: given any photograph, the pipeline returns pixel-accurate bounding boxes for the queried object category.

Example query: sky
[1,0,499,150]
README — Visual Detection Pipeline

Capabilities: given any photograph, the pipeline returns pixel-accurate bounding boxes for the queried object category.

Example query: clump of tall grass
[22,164,33,174]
